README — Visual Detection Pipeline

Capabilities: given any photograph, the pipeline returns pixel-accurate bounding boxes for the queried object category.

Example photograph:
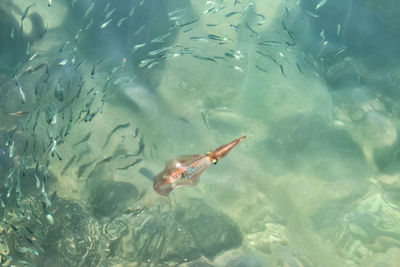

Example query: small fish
[256,65,268,73]
[208,34,224,41]
[280,64,286,77]
[256,50,270,58]
[105,8,116,19]
[85,18,94,30]
[103,3,110,14]
[91,63,96,77]
[180,18,199,27]
[154,136,246,196]
[11,27,14,38]
[282,21,295,40]
[64,111,73,137]
[48,0,52,7]
[225,11,240,17]
[190,36,209,42]
[40,23,48,38]
[34,173,40,188]
[245,21,258,36]
[334,46,347,57]
[134,128,139,138]
[50,139,57,157]
[113,75,135,85]
[318,40,328,56]
[74,29,82,42]
[9,141,15,158]
[59,41,70,52]
[146,61,159,70]
[139,58,156,68]
[73,133,92,147]
[252,12,266,25]
[259,39,281,45]
[117,159,143,170]
[135,136,145,156]
[267,55,279,65]
[41,185,52,208]
[77,159,96,177]
[117,17,128,27]
[148,46,170,57]
[168,7,186,17]
[134,24,146,35]
[103,123,130,148]
[214,56,225,61]
[8,111,28,116]
[131,43,146,54]
[320,30,326,42]
[21,4,35,23]
[26,42,30,55]
[28,52,38,62]
[233,66,244,73]
[296,62,303,74]
[85,3,95,18]
[230,24,240,31]
[129,5,136,17]
[151,32,171,43]
[57,59,68,66]
[305,9,319,18]
[193,55,217,64]
[139,167,154,181]
[203,7,215,14]
[337,24,341,36]
[46,214,54,224]
[19,86,26,104]
[285,6,290,17]
[100,19,112,29]
[315,0,328,10]
[17,247,39,256]
[111,60,126,73]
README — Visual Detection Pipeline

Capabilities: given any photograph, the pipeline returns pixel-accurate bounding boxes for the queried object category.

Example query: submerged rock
[116,199,242,264]
[39,198,110,266]
[179,199,243,259]
[88,180,139,218]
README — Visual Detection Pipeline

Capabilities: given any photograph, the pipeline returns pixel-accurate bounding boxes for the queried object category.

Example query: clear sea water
[1,0,400,266]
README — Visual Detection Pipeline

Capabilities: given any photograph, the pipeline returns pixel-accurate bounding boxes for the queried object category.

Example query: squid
[153,136,246,196]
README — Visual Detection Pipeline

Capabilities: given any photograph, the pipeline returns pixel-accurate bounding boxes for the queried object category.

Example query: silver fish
[85,18,94,30]
[148,46,170,57]
[105,8,116,19]
[131,43,146,54]
[151,32,171,43]
[134,24,146,35]
[19,86,26,104]
[57,59,68,66]
[26,42,30,55]
[315,0,328,10]
[85,3,95,18]
[21,4,35,22]
[117,17,128,27]
[129,5,136,17]
[100,19,112,29]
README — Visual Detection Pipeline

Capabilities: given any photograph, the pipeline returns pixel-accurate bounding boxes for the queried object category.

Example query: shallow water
[1,0,400,266]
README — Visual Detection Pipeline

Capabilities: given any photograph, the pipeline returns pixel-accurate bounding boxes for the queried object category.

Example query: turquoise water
[1,0,400,266]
